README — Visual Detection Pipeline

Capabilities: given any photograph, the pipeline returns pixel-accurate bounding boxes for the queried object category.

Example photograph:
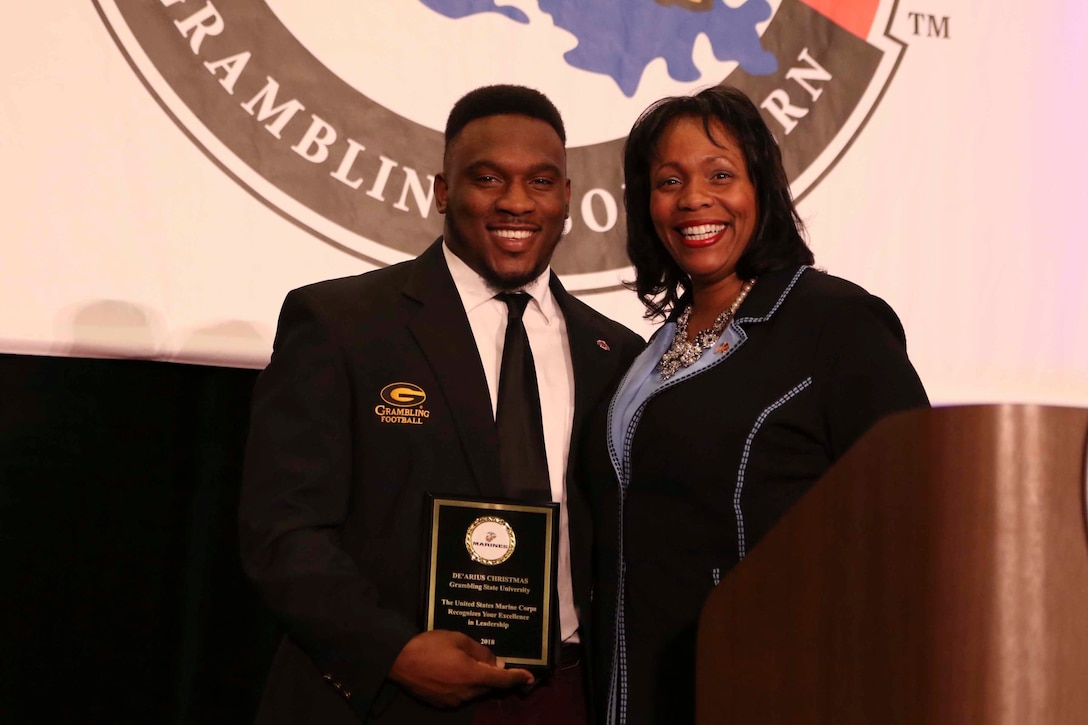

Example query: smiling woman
[647,116,759,332]
[580,86,930,725]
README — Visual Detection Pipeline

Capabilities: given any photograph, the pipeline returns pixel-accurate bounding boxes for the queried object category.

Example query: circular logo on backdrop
[465,516,516,565]
[95,0,903,291]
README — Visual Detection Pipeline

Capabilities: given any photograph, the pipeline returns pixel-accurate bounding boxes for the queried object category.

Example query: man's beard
[484,266,545,292]
[444,218,561,291]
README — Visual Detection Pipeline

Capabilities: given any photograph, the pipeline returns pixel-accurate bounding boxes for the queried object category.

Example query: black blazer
[582,266,930,724]
[239,240,643,723]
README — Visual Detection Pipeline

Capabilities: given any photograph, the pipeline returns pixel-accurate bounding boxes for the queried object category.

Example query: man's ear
[434,173,449,214]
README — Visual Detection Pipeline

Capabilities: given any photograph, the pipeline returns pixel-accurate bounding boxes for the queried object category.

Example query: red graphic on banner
[798,0,880,38]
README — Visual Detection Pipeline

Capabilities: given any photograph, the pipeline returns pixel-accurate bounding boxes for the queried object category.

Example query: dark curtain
[1,352,280,722]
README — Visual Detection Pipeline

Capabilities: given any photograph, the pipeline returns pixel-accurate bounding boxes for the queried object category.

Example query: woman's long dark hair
[624,85,814,320]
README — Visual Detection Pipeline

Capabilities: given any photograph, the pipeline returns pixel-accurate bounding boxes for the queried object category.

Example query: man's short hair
[444,85,566,159]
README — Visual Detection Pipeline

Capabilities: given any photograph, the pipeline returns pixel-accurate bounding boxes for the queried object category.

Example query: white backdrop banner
[1,1,1086,406]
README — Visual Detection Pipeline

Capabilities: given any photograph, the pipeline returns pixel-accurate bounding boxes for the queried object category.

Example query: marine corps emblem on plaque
[465,517,516,566]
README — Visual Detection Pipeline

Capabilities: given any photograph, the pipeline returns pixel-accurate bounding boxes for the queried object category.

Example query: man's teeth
[493,229,533,240]
[680,224,725,241]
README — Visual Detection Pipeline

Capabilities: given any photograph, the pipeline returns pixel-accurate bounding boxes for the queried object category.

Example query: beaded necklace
[657,278,756,380]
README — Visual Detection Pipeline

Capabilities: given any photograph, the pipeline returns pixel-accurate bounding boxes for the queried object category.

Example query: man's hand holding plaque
[388,629,533,708]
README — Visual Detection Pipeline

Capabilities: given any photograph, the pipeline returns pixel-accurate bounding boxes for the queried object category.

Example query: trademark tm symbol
[907,12,950,38]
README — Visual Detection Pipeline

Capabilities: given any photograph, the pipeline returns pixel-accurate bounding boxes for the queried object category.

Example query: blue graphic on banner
[420,0,777,97]
[419,0,529,23]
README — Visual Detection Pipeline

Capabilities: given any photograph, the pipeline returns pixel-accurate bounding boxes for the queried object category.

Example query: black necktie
[495,293,552,502]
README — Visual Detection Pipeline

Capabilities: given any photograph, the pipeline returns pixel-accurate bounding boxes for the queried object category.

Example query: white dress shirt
[442,243,580,643]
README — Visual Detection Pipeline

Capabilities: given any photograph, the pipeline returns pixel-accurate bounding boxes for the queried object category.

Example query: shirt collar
[442,241,556,322]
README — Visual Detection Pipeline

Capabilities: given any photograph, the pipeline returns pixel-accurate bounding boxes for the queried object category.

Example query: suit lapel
[404,242,503,498]
[550,273,627,636]
[551,274,623,476]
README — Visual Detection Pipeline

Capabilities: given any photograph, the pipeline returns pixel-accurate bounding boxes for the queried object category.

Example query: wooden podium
[697,405,1088,723]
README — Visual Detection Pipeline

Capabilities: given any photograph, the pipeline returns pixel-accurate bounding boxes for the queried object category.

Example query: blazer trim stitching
[735,376,813,560]
[735,265,809,325]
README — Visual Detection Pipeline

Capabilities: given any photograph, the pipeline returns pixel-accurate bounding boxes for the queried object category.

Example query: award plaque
[422,494,559,670]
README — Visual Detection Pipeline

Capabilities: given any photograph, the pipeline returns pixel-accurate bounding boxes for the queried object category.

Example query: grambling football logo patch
[375,382,431,425]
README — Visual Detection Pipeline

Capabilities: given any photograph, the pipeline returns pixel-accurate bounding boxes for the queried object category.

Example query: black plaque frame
[422,495,559,670]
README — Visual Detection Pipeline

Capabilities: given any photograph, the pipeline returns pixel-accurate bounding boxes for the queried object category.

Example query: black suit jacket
[582,266,929,724]
[239,240,643,723]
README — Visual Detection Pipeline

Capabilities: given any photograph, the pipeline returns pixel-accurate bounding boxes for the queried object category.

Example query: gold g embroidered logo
[375,382,431,425]
[380,382,427,407]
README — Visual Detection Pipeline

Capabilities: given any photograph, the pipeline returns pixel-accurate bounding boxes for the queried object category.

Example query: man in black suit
[239,85,643,724]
